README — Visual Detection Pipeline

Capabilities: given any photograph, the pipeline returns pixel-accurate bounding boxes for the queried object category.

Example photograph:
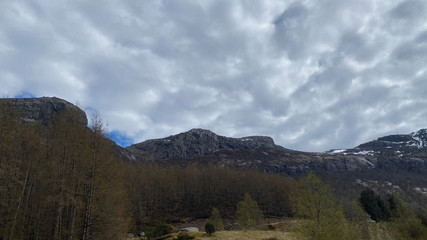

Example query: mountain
[0,97,137,161]
[355,129,427,153]
[126,127,427,208]
[127,128,286,160]
[0,97,87,126]
[126,128,427,175]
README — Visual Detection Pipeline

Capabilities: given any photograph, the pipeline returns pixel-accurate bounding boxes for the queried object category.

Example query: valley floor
[134,231,296,240]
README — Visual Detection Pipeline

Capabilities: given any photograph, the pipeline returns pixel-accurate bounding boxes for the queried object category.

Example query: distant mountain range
[125,127,427,176]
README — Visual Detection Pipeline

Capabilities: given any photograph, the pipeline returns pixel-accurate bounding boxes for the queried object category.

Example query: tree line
[124,162,296,232]
[0,106,129,240]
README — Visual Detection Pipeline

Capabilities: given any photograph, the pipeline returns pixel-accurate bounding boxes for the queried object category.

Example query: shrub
[267,224,275,230]
[144,223,174,239]
[208,207,224,230]
[205,222,216,236]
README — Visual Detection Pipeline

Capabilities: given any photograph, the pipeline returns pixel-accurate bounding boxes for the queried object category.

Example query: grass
[127,219,399,240]
[202,231,297,240]
[151,231,297,240]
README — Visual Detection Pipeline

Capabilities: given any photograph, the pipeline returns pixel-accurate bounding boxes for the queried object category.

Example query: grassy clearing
[202,230,297,240]
[127,219,400,240]
[151,231,297,240]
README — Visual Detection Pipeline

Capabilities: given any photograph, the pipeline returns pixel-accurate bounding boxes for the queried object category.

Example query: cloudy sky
[1,0,427,152]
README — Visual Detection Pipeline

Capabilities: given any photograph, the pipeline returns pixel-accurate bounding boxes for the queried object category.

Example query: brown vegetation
[0,107,129,239]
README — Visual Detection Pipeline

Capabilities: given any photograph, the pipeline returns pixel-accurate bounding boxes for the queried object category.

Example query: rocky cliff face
[0,97,135,161]
[0,97,88,126]
[127,128,282,160]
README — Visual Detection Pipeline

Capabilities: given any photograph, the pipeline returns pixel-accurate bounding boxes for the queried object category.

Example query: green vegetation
[359,188,390,222]
[358,188,427,240]
[290,172,355,240]
[204,222,216,236]
[0,107,129,240]
[144,223,174,239]
[236,193,263,230]
[126,164,296,231]
[207,207,224,230]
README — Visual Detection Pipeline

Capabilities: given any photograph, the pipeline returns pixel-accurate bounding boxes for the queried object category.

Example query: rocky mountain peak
[127,129,279,160]
[0,97,88,126]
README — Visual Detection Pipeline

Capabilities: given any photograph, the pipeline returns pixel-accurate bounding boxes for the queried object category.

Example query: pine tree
[207,207,224,230]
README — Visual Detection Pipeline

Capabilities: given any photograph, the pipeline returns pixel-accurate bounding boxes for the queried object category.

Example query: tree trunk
[9,165,30,240]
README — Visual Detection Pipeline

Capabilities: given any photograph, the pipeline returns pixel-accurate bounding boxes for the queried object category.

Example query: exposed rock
[0,97,87,126]
[354,129,427,153]
[179,227,199,232]
[0,97,137,162]
[127,128,427,176]
[127,128,283,160]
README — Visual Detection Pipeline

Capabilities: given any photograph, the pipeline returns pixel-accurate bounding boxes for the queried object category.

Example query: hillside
[126,127,427,176]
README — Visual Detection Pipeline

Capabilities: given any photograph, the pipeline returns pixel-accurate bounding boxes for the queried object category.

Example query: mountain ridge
[126,128,289,160]
[125,127,427,176]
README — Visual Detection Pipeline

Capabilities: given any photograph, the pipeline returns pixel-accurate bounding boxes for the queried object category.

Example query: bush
[208,207,224,230]
[390,214,427,240]
[205,222,216,236]
[267,224,275,230]
[144,223,174,239]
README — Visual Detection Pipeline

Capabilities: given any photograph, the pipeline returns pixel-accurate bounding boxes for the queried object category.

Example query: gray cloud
[1,0,427,151]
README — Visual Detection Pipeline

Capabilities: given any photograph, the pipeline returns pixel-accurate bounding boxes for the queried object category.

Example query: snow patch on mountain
[410,129,427,148]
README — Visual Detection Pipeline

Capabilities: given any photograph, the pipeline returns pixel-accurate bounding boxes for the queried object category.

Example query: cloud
[1,0,427,152]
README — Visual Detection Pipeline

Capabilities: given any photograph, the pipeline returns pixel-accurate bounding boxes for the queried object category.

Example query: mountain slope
[127,128,285,160]
[126,128,427,175]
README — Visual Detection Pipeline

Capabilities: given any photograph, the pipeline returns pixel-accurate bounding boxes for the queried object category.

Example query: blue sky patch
[107,130,133,147]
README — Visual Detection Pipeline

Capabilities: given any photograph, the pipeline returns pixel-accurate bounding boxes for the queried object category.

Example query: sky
[1,0,427,152]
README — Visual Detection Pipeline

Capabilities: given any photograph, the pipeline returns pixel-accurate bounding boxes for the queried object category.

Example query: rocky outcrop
[0,97,88,126]
[127,128,282,160]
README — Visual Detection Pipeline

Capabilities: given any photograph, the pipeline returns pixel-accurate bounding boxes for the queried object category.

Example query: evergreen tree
[207,207,224,230]
[359,188,390,222]
[204,222,215,236]
[386,194,427,240]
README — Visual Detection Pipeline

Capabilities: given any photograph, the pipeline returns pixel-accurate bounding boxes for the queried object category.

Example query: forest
[0,105,426,240]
